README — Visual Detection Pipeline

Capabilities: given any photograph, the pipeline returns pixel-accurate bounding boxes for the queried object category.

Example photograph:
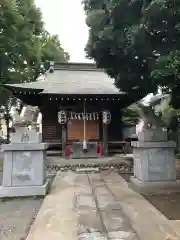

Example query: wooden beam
[103,123,108,156]
[62,124,67,157]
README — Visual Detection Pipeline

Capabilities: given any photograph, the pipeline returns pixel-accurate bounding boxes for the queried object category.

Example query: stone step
[75,167,100,173]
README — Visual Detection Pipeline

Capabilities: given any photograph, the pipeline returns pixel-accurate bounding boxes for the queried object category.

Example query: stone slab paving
[101,170,180,240]
[86,173,139,240]
[27,171,139,240]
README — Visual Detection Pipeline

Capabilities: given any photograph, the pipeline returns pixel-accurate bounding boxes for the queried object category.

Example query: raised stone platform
[132,141,176,182]
[47,154,134,167]
[130,176,180,194]
[0,142,49,198]
[0,180,50,198]
[131,136,178,193]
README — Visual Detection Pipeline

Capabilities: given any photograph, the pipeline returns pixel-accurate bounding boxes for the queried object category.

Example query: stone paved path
[75,173,139,240]
[27,171,139,240]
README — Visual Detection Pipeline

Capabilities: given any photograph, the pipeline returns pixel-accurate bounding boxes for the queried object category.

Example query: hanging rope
[83,99,87,151]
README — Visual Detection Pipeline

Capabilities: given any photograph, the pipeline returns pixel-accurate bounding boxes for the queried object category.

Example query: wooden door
[86,120,99,140]
[67,120,99,141]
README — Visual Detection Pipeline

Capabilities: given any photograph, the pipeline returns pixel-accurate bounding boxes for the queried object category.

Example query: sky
[35,0,93,63]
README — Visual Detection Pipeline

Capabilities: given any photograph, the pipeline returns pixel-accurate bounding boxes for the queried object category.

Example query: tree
[0,1,27,140]
[0,0,69,89]
[41,31,70,63]
[154,96,180,132]
[0,0,43,103]
[152,51,180,108]
[39,30,70,74]
[83,0,180,107]
[0,0,69,139]
[143,0,180,108]
[122,104,140,126]
[0,0,69,95]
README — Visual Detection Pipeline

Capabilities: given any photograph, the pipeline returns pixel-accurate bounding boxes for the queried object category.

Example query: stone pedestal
[11,128,42,144]
[130,129,180,193]
[0,128,49,198]
[138,129,167,142]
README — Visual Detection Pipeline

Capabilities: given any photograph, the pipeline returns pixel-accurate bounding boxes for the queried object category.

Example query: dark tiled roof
[6,62,123,95]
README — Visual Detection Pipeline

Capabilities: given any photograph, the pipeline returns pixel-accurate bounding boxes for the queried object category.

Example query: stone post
[0,123,49,198]
[130,128,180,193]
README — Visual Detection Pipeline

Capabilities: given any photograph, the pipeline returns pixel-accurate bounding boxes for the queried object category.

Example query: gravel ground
[0,171,2,184]
[0,171,44,240]
[0,170,55,240]
[144,192,180,220]
[0,197,43,240]
[143,162,180,220]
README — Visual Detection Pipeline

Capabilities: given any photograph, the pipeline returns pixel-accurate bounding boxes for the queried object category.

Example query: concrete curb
[102,172,180,240]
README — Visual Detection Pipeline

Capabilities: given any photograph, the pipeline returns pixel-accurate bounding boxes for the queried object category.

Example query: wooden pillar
[103,123,108,156]
[62,124,67,157]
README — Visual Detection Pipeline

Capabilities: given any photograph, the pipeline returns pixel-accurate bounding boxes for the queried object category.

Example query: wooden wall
[40,100,123,144]
[67,120,99,141]
[108,107,123,141]
[41,107,62,143]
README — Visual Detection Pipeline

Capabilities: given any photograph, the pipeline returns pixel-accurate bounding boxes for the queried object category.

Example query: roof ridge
[5,64,124,95]
[54,62,103,72]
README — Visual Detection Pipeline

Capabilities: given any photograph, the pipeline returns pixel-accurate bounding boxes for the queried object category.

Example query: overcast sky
[35,0,93,63]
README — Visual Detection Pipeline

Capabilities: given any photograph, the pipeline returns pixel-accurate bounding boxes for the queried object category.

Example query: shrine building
[5,62,130,158]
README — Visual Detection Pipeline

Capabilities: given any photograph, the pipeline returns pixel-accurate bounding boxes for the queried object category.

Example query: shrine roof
[6,62,124,95]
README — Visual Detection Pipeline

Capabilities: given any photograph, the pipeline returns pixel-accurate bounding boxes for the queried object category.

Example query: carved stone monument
[131,104,180,193]
[0,113,49,198]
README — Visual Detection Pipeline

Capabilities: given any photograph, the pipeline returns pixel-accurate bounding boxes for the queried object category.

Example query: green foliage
[83,0,180,107]
[152,51,180,108]
[0,0,69,140]
[122,104,140,126]
[0,0,69,107]
[154,95,180,132]
[41,31,70,63]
